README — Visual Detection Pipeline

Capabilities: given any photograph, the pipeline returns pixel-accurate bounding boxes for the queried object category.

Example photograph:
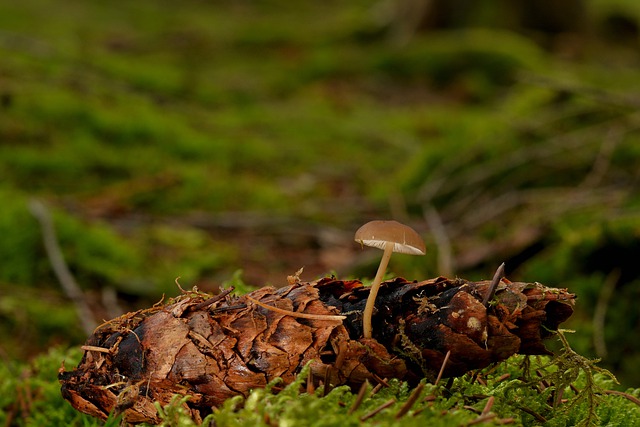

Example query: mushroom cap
[354,220,426,255]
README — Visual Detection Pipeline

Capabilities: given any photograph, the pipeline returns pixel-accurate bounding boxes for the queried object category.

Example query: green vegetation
[4,331,640,426]
[1,0,640,424]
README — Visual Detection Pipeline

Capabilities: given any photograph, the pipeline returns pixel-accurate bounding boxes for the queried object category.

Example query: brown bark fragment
[60,276,575,424]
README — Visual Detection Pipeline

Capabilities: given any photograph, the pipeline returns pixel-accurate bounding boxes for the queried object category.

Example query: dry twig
[28,199,96,335]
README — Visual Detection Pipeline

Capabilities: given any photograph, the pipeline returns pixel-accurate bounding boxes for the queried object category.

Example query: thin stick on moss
[467,413,497,426]
[360,398,396,421]
[514,405,547,423]
[306,367,315,395]
[604,390,640,407]
[29,199,96,335]
[481,396,494,416]
[496,373,511,383]
[347,381,369,415]
[435,350,451,386]
[371,382,384,396]
[395,382,425,419]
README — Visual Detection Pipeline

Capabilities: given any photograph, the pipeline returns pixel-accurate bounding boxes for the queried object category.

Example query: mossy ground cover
[4,331,640,426]
[1,0,640,424]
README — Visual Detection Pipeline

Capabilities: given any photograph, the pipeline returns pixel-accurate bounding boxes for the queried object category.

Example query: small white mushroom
[354,220,426,339]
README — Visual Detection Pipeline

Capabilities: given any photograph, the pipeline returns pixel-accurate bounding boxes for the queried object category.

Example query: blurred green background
[0,0,639,398]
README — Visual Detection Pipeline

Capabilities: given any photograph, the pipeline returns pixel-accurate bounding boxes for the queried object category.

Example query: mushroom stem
[363,241,394,338]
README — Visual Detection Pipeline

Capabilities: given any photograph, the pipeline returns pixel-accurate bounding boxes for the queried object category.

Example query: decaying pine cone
[59,276,575,424]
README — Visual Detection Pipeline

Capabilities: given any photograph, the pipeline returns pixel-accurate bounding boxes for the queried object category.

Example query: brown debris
[59,276,575,424]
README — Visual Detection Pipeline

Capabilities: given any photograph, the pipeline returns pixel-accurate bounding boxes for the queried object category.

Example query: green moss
[1,0,640,410]
[0,188,42,285]
[3,329,640,426]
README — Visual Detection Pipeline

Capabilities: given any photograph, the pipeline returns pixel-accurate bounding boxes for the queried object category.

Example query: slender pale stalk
[246,296,346,321]
[363,241,394,338]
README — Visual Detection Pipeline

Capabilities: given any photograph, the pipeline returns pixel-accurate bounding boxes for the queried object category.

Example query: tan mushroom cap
[354,220,426,255]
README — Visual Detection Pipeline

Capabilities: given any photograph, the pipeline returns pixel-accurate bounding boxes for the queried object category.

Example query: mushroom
[355,220,426,339]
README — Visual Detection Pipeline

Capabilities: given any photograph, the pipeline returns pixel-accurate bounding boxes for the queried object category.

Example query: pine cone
[59,276,575,424]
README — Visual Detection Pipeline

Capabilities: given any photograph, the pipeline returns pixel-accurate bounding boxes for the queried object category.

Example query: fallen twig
[604,390,640,407]
[28,199,96,335]
[481,396,494,416]
[435,350,452,386]
[395,382,425,419]
[360,398,396,421]
[347,380,369,415]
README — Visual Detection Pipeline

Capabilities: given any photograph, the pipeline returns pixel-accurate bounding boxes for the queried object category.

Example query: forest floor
[1,0,640,424]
